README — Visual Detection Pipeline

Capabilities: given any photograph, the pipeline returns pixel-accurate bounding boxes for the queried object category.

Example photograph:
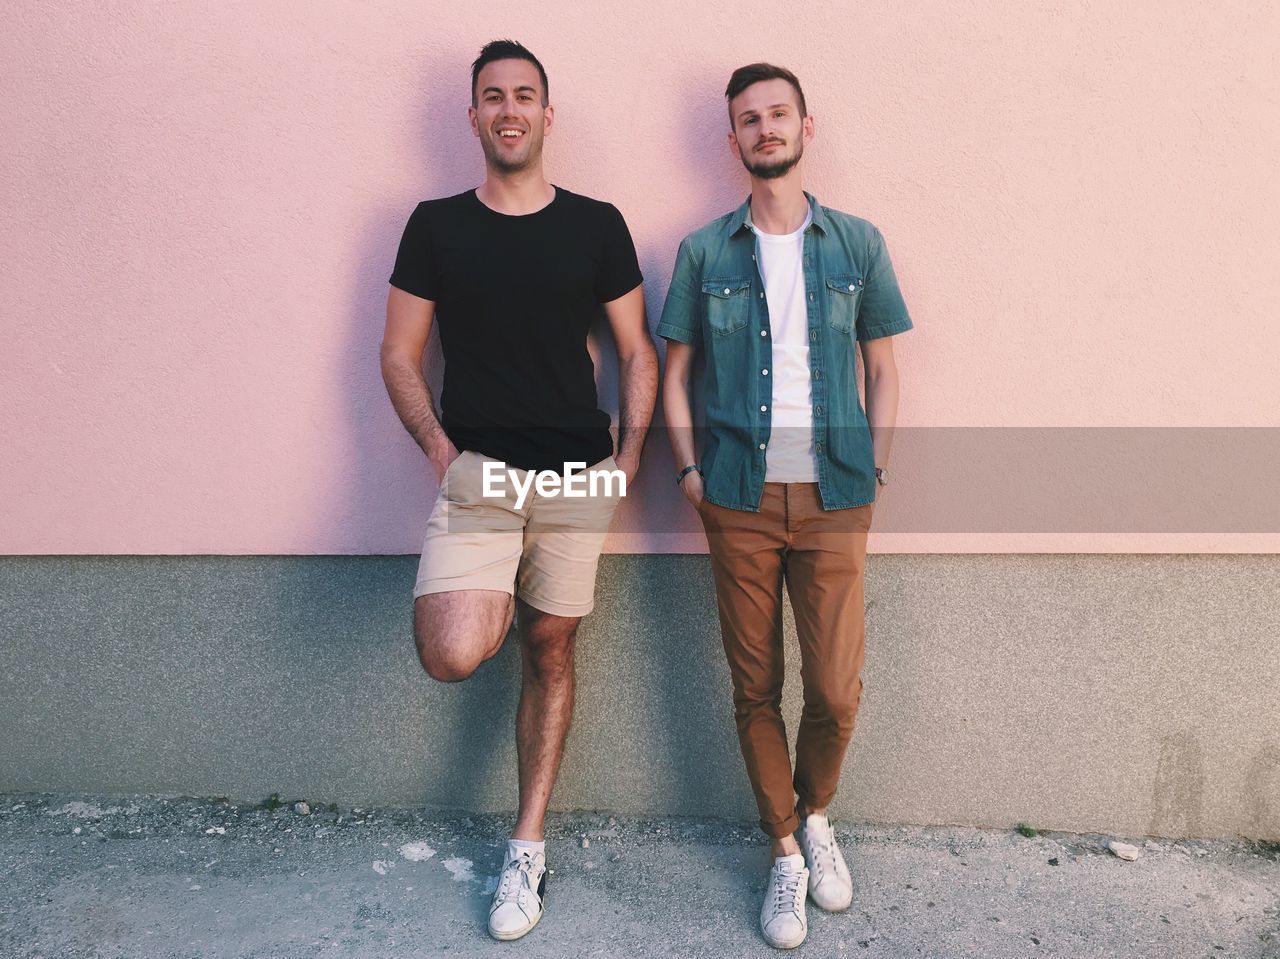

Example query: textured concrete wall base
[1,555,1276,839]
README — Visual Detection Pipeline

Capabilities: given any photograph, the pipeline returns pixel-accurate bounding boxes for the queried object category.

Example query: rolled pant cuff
[761,811,801,839]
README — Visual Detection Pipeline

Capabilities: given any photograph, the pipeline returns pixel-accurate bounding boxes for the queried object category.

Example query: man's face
[727,78,813,180]
[469,58,552,173]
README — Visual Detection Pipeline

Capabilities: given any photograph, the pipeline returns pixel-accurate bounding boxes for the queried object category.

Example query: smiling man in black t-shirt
[380,40,657,941]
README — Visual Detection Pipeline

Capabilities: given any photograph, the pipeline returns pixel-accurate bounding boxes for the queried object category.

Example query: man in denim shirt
[659,63,912,950]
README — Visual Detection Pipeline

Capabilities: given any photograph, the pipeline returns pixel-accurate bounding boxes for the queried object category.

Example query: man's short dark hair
[725,63,807,126]
[471,40,549,107]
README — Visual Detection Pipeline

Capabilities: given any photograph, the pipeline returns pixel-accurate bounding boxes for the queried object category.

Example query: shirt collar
[728,191,828,237]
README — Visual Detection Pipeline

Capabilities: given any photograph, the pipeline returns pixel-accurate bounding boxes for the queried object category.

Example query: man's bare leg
[413,589,515,682]
[511,599,580,841]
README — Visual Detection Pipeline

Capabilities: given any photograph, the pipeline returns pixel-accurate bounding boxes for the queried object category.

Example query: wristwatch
[874,466,888,487]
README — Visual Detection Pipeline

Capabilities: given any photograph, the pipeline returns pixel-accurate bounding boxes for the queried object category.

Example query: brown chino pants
[699,483,874,839]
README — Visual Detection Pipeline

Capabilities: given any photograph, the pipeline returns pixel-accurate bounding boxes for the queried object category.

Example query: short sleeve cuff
[598,270,644,304]
[388,275,436,301]
[858,315,913,341]
[656,321,699,345]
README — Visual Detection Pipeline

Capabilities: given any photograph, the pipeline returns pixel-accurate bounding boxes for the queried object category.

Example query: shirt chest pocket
[825,273,864,334]
[702,278,752,336]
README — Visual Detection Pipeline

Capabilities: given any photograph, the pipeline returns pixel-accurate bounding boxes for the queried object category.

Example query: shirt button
[809,330,818,341]
[760,329,767,336]
[848,284,856,291]
[760,405,768,412]
[815,405,824,416]
[759,292,764,299]
[758,443,766,450]
[762,368,769,376]
[723,288,731,295]
[815,441,823,452]
[808,292,815,302]
[814,369,822,380]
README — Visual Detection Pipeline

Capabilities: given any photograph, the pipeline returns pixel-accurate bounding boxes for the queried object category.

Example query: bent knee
[414,624,480,683]
[417,642,480,683]
[413,595,511,682]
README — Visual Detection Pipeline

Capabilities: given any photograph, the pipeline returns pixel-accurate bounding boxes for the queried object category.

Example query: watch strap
[676,464,702,486]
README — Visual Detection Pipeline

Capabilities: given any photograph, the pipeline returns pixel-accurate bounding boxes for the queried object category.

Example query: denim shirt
[657,193,913,511]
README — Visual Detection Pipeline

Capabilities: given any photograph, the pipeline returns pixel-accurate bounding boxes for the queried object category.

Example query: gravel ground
[1,793,1277,959]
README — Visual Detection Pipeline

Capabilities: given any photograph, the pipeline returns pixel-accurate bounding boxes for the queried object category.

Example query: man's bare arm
[380,285,458,480]
[860,335,901,483]
[602,284,659,481]
[662,340,704,507]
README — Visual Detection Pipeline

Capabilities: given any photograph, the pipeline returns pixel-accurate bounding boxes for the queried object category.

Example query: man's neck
[476,166,555,215]
[748,174,809,235]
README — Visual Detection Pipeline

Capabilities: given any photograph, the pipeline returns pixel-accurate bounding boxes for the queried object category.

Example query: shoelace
[772,869,804,916]
[495,853,538,904]
[809,833,841,880]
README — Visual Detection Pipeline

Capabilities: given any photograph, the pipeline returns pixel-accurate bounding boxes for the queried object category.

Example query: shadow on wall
[327,48,527,801]
[567,556,746,820]
[1245,745,1280,837]
[592,63,749,545]
[1148,732,1206,837]
[675,64,759,231]
[343,48,477,557]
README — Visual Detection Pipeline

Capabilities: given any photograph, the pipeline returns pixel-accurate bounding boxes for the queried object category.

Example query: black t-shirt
[389,187,643,472]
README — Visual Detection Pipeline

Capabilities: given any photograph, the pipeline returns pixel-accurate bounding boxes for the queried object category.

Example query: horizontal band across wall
[0,555,1276,839]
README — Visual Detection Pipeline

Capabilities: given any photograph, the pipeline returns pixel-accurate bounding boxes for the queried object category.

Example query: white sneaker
[760,853,809,949]
[487,842,546,941]
[800,813,853,912]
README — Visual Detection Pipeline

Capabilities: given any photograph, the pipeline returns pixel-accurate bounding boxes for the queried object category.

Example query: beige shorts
[413,450,624,617]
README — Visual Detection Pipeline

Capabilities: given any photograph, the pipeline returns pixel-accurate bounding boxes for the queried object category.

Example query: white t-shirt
[753,211,817,482]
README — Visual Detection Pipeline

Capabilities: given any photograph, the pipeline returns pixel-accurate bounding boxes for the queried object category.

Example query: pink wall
[4,2,1278,554]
